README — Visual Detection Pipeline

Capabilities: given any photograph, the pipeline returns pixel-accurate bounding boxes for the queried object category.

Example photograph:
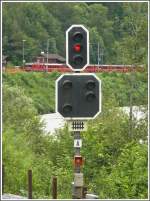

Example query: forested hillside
[3,2,148,66]
[2,1,148,199]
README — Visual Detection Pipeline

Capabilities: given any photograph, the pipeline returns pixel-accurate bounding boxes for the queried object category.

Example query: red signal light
[73,44,81,52]
[74,155,83,166]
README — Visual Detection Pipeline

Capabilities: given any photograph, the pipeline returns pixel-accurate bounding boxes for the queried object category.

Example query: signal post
[56,25,101,199]
[73,130,83,199]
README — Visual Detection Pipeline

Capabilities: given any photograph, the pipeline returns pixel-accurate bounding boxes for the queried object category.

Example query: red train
[23,63,144,73]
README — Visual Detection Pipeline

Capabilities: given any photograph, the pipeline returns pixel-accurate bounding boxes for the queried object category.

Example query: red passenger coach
[24,63,143,73]
[24,63,72,72]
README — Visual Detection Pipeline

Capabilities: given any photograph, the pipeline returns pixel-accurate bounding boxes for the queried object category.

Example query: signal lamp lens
[73,32,83,42]
[86,80,96,90]
[74,55,83,65]
[63,104,72,114]
[76,159,81,164]
[86,92,96,102]
[73,44,81,52]
[63,80,72,89]
[74,156,83,166]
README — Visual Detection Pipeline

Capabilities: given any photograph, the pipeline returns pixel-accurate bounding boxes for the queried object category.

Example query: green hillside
[3,72,60,114]
[3,71,148,114]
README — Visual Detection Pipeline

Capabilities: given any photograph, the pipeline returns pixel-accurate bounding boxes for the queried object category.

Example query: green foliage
[80,102,147,198]
[2,84,73,198]
[3,72,60,114]
[105,142,148,199]
[112,3,148,66]
[3,84,36,128]
[98,72,148,107]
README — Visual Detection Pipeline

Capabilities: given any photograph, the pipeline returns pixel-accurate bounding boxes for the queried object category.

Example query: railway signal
[56,25,101,199]
[66,25,89,71]
[56,73,101,119]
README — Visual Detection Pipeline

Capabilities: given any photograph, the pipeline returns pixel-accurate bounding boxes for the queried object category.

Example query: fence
[2,165,57,199]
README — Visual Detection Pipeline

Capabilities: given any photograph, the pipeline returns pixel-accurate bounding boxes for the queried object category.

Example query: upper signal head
[66,25,89,71]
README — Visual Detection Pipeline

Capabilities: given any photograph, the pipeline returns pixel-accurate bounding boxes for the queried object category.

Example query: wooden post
[2,165,4,194]
[28,169,32,199]
[82,186,87,198]
[52,176,57,199]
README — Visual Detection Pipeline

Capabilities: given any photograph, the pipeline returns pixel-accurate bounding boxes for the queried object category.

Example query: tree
[113,2,148,65]
[105,142,148,199]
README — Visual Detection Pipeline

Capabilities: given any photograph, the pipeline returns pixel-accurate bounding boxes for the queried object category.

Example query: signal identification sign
[74,139,82,148]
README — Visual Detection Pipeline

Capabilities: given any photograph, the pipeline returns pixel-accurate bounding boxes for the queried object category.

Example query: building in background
[35,53,65,64]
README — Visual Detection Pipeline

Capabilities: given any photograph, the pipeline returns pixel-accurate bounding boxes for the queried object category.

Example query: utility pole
[41,51,45,65]
[46,39,49,72]
[129,43,137,139]
[22,40,26,67]
[129,66,134,139]
[97,42,100,65]
[101,47,104,64]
